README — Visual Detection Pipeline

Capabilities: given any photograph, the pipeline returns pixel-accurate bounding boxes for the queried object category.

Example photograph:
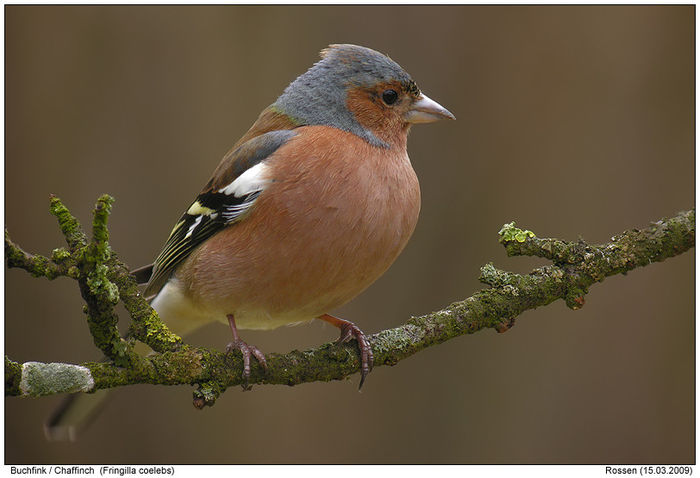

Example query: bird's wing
[144,129,298,297]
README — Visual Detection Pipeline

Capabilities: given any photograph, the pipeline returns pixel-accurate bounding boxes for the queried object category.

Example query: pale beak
[405,93,456,124]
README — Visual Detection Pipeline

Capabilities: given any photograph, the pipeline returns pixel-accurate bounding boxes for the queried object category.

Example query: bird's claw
[337,322,374,389]
[225,339,267,390]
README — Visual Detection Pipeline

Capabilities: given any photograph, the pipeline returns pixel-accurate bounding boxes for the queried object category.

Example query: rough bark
[5,195,694,408]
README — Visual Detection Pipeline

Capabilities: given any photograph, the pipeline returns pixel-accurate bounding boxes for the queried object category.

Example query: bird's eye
[382,89,399,105]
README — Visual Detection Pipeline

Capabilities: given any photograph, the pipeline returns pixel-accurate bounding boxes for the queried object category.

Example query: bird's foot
[319,314,374,389]
[225,339,267,390]
[338,322,374,389]
[226,314,267,390]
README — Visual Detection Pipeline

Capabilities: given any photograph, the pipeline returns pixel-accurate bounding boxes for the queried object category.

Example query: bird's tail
[44,264,154,442]
[131,263,154,286]
[44,390,113,442]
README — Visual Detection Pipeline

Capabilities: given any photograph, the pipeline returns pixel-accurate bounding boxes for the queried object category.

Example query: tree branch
[5,196,694,408]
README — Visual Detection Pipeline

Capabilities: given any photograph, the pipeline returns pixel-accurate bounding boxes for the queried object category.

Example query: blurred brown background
[5,5,694,464]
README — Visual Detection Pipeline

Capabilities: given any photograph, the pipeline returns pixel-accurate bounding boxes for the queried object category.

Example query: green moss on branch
[4,198,695,400]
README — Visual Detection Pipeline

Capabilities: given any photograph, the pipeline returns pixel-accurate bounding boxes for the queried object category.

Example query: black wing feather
[144,191,260,296]
[144,130,297,297]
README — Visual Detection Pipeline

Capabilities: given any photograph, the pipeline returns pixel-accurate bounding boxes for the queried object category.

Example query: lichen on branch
[4,196,695,407]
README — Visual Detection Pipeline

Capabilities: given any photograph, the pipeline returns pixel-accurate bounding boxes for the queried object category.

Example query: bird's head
[273,44,455,148]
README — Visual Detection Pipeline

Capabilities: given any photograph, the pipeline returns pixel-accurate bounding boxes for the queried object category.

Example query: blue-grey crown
[273,44,416,148]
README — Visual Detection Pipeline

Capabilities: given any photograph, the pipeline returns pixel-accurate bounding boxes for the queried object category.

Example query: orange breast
[177,126,420,328]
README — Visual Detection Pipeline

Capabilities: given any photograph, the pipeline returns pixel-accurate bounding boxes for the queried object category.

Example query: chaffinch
[138,43,454,386]
[46,44,454,441]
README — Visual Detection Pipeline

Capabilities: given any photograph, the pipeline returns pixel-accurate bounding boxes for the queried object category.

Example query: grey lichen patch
[499,222,536,243]
[479,262,500,285]
[20,362,94,397]
[375,325,418,356]
[479,263,519,287]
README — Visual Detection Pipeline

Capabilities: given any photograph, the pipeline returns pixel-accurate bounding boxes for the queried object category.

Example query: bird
[45,43,454,440]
